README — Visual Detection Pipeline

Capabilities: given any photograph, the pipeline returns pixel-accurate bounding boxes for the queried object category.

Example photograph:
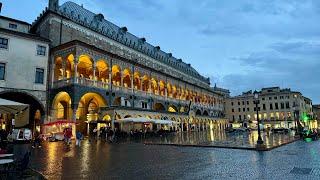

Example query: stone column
[149,80,152,93]
[108,71,112,86]
[62,58,66,80]
[93,63,96,86]
[120,72,123,87]
[74,61,78,83]
[131,73,134,92]
[140,77,143,91]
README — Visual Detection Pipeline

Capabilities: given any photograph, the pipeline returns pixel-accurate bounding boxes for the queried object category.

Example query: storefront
[42,120,76,137]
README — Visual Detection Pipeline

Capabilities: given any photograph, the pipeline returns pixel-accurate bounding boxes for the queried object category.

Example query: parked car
[7,129,32,143]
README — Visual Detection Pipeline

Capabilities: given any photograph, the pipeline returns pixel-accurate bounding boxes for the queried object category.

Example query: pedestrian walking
[93,127,98,141]
[64,127,72,145]
[32,130,41,148]
[76,131,83,146]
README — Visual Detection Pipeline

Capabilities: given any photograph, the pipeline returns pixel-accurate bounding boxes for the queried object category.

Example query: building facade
[0,15,50,130]
[29,0,228,134]
[225,87,314,129]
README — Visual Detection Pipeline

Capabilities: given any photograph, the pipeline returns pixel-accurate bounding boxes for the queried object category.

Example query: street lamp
[253,90,264,145]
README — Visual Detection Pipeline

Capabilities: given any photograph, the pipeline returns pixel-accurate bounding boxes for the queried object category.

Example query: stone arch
[154,102,165,111]
[0,90,46,129]
[65,54,75,78]
[203,110,209,116]
[95,59,109,82]
[54,56,64,80]
[159,80,165,96]
[150,78,158,94]
[167,82,172,97]
[112,65,121,86]
[78,54,94,79]
[141,75,149,92]
[133,71,141,90]
[122,68,131,88]
[172,85,177,98]
[52,91,72,121]
[168,104,178,113]
[196,109,202,116]
[76,92,107,133]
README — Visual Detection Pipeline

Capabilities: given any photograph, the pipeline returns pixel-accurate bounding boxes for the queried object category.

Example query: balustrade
[52,78,215,107]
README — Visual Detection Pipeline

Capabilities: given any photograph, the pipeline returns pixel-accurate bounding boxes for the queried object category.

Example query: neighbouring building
[313,105,320,128]
[28,0,229,135]
[225,87,315,129]
[0,15,50,131]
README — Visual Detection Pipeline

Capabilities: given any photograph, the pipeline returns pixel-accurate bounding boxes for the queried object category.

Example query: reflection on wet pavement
[144,130,297,149]
[20,138,320,179]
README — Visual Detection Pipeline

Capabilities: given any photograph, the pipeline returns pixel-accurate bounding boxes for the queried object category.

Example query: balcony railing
[52,78,217,108]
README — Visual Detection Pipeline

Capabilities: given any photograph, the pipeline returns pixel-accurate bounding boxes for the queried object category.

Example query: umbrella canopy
[0,98,29,114]
[115,117,153,123]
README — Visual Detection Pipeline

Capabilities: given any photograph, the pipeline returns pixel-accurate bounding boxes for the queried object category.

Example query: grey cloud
[270,42,320,56]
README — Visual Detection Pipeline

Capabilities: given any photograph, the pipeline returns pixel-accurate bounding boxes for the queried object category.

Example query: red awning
[43,120,77,126]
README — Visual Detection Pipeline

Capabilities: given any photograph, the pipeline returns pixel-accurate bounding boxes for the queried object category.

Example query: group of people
[92,126,116,143]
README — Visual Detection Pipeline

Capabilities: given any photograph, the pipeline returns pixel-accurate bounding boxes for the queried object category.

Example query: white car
[7,128,32,142]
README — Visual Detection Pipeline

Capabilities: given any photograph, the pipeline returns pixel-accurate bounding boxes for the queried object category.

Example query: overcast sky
[1,0,319,103]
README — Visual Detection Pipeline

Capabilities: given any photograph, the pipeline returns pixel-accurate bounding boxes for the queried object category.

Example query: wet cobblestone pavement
[10,132,320,180]
[144,130,297,149]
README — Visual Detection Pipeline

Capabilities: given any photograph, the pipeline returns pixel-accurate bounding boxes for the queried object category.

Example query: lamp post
[293,94,300,136]
[253,90,264,145]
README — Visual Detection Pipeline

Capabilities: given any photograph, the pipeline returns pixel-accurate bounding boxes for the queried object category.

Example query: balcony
[52,77,215,108]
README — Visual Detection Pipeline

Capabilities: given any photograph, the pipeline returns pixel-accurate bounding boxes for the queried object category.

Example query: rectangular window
[247,101,249,105]
[263,104,266,110]
[238,102,240,105]
[231,102,234,106]
[37,45,46,56]
[269,97,272,100]
[239,115,241,121]
[35,68,44,84]
[0,37,8,49]
[238,108,241,112]
[274,96,277,100]
[232,115,235,121]
[270,103,273,110]
[232,109,234,112]
[243,108,245,112]
[286,102,290,109]
[9,23,17,29]
[281,103,284,109]
[0,63,5,80]
[262,98,265,101]
[242,101,244,105]
[275,103,279,110]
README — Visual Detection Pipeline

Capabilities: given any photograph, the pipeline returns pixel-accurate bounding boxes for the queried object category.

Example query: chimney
[49,0,59,12]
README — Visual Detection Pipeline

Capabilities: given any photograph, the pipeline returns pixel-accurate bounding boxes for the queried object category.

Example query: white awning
[115,117,176,125]
[153,119,175,125]
[0,98,29,114]
[115,117,153,123]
